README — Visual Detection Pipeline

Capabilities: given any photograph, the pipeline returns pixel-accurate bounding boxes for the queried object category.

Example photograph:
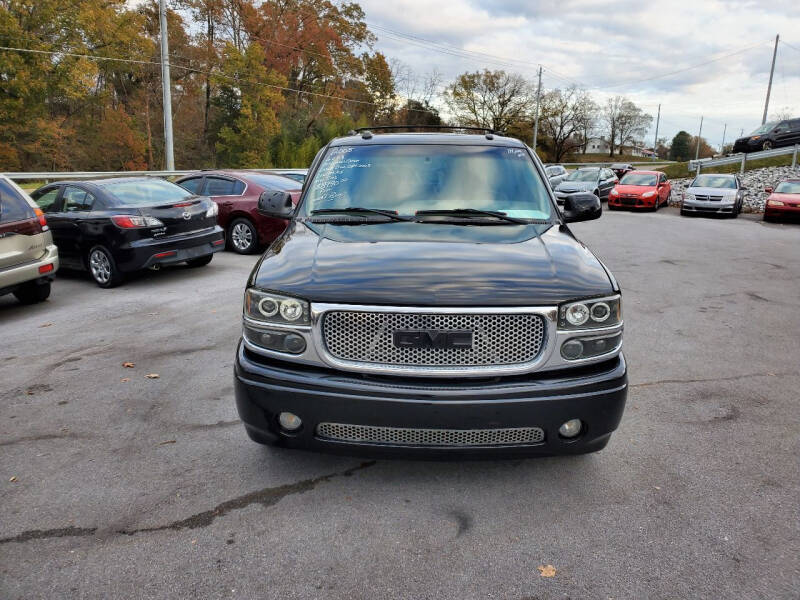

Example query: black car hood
[250,221,615,306]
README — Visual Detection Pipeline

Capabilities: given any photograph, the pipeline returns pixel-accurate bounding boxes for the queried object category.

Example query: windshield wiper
[310,207,412,222]
[415,208,530,225]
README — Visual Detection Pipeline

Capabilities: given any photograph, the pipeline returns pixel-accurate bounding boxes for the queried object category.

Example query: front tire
[88,246,123,288]
[13,281,51,304]
[186,254,213,267]
[762,141,773,151]
[228,218,259,254]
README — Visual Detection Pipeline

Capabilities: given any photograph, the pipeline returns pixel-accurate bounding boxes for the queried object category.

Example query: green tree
[670,131,691,161]
[445,69,531,132]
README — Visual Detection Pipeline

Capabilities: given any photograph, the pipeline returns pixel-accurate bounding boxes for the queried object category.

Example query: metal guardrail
[558,161,674,168]
[689,144,799,174]
[1,168,306,182]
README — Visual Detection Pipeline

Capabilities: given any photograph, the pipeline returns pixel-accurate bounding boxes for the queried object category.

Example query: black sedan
[30,177,224,287]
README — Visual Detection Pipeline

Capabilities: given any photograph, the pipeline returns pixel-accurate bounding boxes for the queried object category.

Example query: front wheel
[228,218,259,254]
[186,254,213,267]
[88,246,123,288]
[13,280,51,304]
[762,141,773,151]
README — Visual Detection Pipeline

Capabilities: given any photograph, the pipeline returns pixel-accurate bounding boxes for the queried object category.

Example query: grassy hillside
[655,153,796,179]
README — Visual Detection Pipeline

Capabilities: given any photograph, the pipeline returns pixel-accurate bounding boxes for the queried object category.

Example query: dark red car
[610,163,635,179]
[608,170,671,210]
[175,171,301,254]
[764,179,800,221]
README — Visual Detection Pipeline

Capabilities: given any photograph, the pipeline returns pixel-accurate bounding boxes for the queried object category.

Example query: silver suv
[681,173,744,218]
[0,176,59,303]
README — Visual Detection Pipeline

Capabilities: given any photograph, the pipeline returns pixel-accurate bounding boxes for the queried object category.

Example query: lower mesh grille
[316,423,545,447]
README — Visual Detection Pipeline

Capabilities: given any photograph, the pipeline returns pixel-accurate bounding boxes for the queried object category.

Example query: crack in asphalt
[630,370,793,389]
[0,432,83,447]
[0,461,376,545]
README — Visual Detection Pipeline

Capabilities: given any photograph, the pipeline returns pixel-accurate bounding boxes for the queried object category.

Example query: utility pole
[652,104,660,161]
[720,123,727,155]
[532,65,542,154]
[762,34,779,125]
[159,0,175,170]
[695,116,704,162]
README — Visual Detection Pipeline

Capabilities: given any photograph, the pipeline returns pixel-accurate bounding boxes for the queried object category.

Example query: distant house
[573,135,611,154]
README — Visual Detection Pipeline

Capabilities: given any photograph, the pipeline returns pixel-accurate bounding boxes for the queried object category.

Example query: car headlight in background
[559,295,621,330]
[642,191,656,198]
[609,189,619,196]
[768,199,785,206]
[244,289,310,325]
[683,192,695,201]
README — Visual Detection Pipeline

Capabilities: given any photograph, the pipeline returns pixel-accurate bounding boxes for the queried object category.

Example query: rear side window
[204,177,243,196]
[102,179,190,206]
[178,177,205,194]
[63,186,95,212]
[789,119,800,132]
[32,187,60,213]
[0,179,35,223]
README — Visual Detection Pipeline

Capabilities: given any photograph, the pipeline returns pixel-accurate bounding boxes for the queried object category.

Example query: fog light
[278,412,302,431]
[561,339,584,360]
[559,419,582,438]
[283,333,306,354]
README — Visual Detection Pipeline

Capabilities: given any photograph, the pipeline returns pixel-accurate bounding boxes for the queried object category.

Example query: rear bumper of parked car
[115,226,225,271]
[0,244,59,294]
[234,341,628,458]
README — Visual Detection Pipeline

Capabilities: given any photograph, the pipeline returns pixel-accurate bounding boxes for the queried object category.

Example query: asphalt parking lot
[1,208,798,599]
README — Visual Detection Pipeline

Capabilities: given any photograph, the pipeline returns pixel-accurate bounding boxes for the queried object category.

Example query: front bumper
[681,199,736,214]
[609,195,657,208]
[764,203,800,218]
[115,226,225,271]
[0,244,59,293]
[234,341,628,458]
[732,140,759,153]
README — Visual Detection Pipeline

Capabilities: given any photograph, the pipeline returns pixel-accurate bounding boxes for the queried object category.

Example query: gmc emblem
[392,330,473,349]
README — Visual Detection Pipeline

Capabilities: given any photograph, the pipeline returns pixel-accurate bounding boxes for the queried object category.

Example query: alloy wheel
[231,222,254,251]
[89,249,112,284]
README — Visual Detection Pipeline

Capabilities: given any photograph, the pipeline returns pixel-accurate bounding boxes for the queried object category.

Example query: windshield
[566,169,599,182]
[247,173,301,191]
[102,179,191,205]
[775,181,800,194]
[301,144,553,220]
[620,173,657,186]
[690,175,736,189]
[750,121,776,136]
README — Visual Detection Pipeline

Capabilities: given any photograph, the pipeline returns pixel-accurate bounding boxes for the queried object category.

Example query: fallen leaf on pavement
[158,440,176,446]
[538,565,556,578]
[120,378,130,383]
[39,322,54,328]
[9,476,17,482]
[122,362,135,368]
[145,373,160,379]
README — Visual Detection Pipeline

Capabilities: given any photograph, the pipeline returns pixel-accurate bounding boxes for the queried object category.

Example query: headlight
[559,295,621,330]
[750,136,761,141]
[768,199,784,206]
[684,192,695,201]
[610,189,619,196]
[244,289,310,325]
[642,191,656,198]
[206,202,219,218]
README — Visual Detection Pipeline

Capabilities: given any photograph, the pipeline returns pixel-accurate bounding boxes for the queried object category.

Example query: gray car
[554,167,617,204]
[545,165,568,189]
[681,173,744,218]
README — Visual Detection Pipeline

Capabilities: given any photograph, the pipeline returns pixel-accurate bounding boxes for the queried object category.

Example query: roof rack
[349,125,503,139]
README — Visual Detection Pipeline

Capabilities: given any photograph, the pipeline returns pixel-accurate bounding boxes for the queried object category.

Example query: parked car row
[0,169,306,302]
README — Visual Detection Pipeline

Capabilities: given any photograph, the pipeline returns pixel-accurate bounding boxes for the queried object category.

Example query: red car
[764,179,800,221]
[608,170,671,210]
[175,171,301,254]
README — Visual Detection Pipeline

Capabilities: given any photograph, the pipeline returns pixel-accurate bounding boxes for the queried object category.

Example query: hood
[687,186,737,197]
[250,221,615,306]
[615,184,657,195]
[556,181,595,192]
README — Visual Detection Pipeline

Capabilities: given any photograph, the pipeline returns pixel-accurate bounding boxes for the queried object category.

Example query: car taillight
[34,207,48,230]
[111,215,164,228]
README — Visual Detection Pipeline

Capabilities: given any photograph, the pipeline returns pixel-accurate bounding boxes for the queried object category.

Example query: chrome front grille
[694,194,724,202]
[321,311,546,367]
[316,423,545,446]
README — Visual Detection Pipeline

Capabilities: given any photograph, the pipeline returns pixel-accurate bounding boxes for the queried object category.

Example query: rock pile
[666,165,800,212]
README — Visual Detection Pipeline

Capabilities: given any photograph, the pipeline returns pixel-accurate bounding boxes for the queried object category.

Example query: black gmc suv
[234,129,627,458]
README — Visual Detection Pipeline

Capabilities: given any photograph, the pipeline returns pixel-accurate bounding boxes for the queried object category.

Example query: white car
[681,174,744,218]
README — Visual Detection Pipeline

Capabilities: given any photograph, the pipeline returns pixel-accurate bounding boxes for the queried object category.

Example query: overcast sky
[359,0,800,148]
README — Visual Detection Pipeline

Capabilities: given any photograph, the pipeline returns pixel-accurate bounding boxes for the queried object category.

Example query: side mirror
[258,191,294,218]
[562,192,602,223]
[764,186,773,193]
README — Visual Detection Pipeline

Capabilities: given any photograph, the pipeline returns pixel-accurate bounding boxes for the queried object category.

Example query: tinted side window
[789,119,800,131]
[232,179,245,194]
[178,177,205,194]
[63,186,95,212]
[0,179,36,223]
[204,177,236,196]
[32,187,61,213]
